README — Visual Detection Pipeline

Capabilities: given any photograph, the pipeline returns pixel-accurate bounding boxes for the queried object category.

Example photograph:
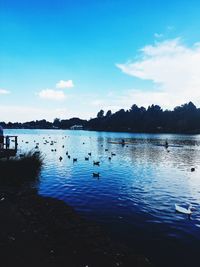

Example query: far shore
[2,101,200,134]
[4,127,200,135]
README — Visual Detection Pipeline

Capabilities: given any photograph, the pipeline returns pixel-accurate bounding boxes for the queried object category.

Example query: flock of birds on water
[18,134,197,219]
[20,135,117,179]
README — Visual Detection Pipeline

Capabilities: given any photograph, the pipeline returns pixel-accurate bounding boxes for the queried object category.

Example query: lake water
[5,129,200,267]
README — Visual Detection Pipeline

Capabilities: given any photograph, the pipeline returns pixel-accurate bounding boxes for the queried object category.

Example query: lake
[4,129,200,267]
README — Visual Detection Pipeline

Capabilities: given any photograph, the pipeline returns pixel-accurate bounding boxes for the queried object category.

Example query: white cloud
[56,80,74,89]
[0,89,10,95]
[38,89,66,101]
[154,33,163,39]
[37,79,74,101]
[116,38,200,109]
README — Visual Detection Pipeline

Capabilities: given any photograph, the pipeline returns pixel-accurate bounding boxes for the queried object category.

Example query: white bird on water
[175,204,193,215]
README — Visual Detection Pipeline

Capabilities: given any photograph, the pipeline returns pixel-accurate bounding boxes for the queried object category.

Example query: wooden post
[15,136,18,151]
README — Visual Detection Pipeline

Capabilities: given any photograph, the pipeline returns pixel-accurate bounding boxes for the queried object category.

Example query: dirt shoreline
[0,188,151,267]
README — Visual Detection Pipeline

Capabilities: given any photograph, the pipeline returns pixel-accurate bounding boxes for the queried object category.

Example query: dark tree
[105,110,112,117]
[53,118,60,128]
[97,110,104,119]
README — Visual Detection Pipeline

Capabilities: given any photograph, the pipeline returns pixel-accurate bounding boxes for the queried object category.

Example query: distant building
[70,125,84,130]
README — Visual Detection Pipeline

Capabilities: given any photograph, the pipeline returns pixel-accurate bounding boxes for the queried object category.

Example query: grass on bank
[0,151,43,186]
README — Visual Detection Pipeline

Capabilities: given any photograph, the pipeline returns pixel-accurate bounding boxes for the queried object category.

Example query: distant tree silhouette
[97,110,104,119]
[105,110,112,117]
[87,101,200,133]
[2,101,200,134]
[53,118,60,128]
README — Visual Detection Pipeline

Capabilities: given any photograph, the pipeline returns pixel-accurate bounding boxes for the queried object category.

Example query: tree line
[1,102,200,134]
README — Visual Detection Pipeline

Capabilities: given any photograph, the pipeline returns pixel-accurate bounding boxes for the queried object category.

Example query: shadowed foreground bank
[0,151,43,186]
[0,189,151,267]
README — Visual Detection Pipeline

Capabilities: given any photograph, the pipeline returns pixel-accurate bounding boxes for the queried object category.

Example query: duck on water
[175,204,194,219]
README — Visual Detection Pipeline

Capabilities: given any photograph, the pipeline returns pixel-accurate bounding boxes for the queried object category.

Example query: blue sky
[1,0,200,122]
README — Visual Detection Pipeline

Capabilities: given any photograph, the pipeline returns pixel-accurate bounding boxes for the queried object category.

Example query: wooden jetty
[0,136,18,158]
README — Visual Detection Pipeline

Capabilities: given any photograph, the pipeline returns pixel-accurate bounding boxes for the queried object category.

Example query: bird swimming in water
[175,204,193,218]
[93,172,100,178]
[93,161,100,166]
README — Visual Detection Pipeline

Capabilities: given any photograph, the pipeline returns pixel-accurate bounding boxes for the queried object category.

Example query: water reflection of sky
[5,129,200,267]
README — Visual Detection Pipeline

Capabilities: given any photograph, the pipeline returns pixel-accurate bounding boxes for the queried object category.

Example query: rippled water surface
[5,129,200,266]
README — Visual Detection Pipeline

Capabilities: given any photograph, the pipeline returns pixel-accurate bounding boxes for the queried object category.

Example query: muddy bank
[0,189,151,267]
